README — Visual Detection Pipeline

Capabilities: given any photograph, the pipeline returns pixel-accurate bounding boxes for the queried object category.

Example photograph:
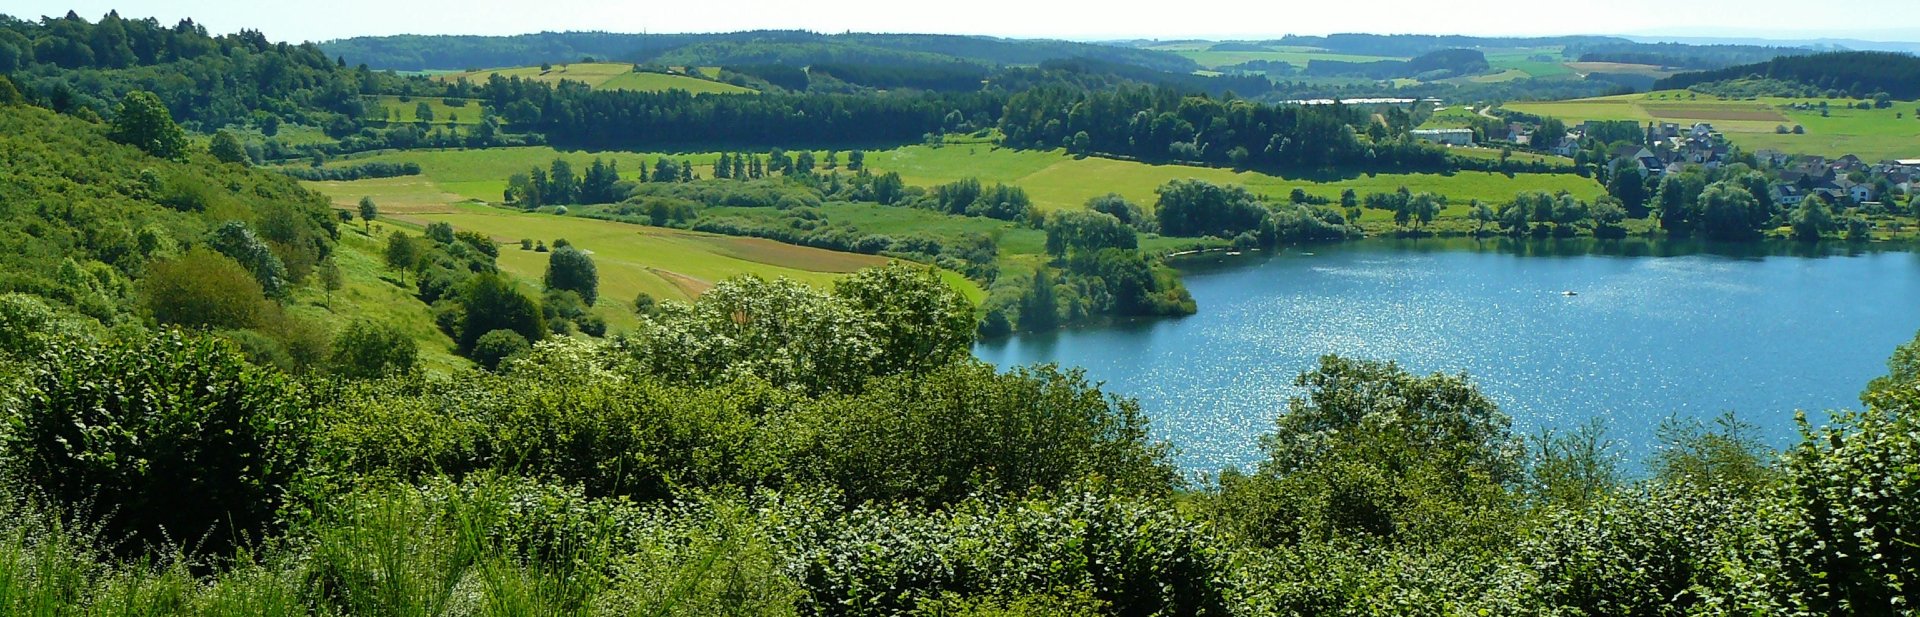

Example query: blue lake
[974,239,1920,475]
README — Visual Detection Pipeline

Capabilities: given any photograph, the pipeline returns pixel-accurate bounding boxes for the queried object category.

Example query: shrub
[4,330,308,555]
[329,319,420,380]
[472,329,531,371]
[206,221,290,297]
[138,248,266,330]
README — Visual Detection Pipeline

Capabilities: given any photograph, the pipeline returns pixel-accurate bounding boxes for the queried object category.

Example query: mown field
[1504,90,1920,160]
[1145,42,1406,69]
[301,141,1614,325]
[363,95,491,125]
[316,142,1605,237]
[434,62,755,94]
[323,147,732,203]
[865,144,1605,210]
[300,179,958,333]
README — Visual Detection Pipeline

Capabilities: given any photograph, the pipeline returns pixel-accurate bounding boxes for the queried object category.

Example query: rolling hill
[434,63,756,94]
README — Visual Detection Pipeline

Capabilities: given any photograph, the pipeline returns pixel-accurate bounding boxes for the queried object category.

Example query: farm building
[1410,128,1474,146]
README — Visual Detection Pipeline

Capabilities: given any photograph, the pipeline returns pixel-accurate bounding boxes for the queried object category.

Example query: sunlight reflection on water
[975,240,1920,477]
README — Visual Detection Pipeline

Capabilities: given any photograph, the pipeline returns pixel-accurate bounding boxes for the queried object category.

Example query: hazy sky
[10,0,1920,43]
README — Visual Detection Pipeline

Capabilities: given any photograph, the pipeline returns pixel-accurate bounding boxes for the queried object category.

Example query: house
[1833,154,1864,171]
[1755,149,1791,167]
[1690,122,1714,138]
[1771,184,1806,206]
[1547,137,1580,157]
[1849,182,1876,203]
[1647,122,1681,142]
[1811,181,1849,203]
[1410,128,1474,146]
[1506,123,1533,145]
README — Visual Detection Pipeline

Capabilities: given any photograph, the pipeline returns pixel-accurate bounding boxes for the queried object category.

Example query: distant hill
[319,31,1196,74]
[1654,51,1920,99]
[1266,34,1628,58]
[1566,41,1805,70]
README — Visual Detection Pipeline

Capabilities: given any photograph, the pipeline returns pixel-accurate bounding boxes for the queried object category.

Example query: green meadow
[312,196,941,333]
[1144,42,1405,70]
[323,147,732,203]
[1503,91,1920,160]
[1421,106,1484,128]
[303,141,1606,322]
[864,144,1605,210]
[436,62,755,94]
[319,142,1604,216]
[364,95,490,124]
[1484,48,1576,79]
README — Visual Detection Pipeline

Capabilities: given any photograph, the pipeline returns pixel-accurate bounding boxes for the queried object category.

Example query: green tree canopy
[542,246,598,306]
[831,262,976,376]
[208,129,247,165]
[138,248,265,329]
[105,90,187,160]
[329,319,419,380]
[456,273,545,356]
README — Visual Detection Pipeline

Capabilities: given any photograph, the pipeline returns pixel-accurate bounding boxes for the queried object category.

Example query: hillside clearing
[434,62,755,94]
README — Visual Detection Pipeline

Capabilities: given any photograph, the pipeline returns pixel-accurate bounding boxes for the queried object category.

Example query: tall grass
[0,478,799,616]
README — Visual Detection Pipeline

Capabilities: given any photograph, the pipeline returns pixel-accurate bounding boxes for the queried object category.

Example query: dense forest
[318,30,1198,73]
[1569,41,1803,69]
[999,84,1451,172]
[1654,50,1920,99]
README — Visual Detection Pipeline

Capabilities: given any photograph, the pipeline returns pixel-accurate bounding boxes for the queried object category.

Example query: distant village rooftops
[1409,128,1474,146]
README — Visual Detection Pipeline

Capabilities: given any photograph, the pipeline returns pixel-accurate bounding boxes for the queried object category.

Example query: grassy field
[436,62,754,94]
[286,225,470,373]
[1503,91,1920,160]
[302,171,983,333]
[865,144,1605,211]
[364,95,490,125]
[321,147,732,203]
[1421,106,1485,128]
[597,71,756,94]
[1564,62,1682,79]
[1143,42,1405,70]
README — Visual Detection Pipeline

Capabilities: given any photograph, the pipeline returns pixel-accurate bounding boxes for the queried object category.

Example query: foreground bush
[4,330,309,555]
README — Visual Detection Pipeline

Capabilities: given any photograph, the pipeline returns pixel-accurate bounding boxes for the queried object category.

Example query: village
[1412,119,1917,211]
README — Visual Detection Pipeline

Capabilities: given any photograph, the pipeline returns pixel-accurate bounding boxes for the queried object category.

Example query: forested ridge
[1655,50,1920,99]
[317,30,1199,73]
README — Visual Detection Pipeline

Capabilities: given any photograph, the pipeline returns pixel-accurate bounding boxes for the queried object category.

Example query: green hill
[436,62,756,94]
[0,100,467,371]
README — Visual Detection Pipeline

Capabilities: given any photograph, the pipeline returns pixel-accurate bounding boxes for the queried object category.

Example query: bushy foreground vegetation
[2,261,1918,614]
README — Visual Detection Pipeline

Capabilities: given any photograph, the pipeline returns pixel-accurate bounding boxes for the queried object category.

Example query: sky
[9,0,1920,44]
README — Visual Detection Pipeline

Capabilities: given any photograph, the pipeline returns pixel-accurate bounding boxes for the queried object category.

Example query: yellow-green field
[1504,91,1920,160]
[1143,42,1406,70]
[320,143,1603,213]
[1563,62,1682,79]
[866,144,1605,210]
[364,95,490,125]
[435,62,755,94]
[302,171,983,332]
[322,147,732,203]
